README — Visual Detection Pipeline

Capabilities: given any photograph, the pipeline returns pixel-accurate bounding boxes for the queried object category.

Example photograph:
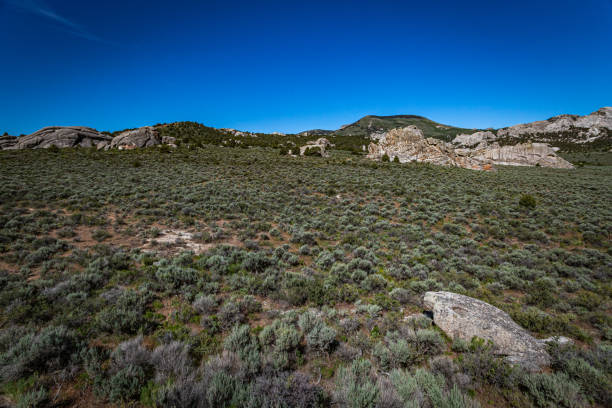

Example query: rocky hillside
[2,107,610,154]
[494,107,612,151]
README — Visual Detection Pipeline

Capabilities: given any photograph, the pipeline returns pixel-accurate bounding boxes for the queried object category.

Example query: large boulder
[423,291,565,371]
[299,137,333,157]
[367,126,493,170]
[7,126,111,149]
[0,135,17,150]
[109,126,161,149]
[451,129,573,169]
[470,142,574,168]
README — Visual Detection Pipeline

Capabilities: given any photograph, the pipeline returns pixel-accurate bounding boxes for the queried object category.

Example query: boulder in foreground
[423,291,568,371]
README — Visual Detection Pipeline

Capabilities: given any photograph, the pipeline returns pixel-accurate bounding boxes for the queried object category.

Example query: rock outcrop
[7,126,112,149]
[300,138,333,157]
[452,129,573,168]
[367,126,492,170]
[0,135,17,150]
[109,126,161,149]
[468,142,574,168]
[423,291,567,371]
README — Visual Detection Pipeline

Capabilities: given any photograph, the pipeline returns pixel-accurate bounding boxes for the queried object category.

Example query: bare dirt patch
[144,228,242,255]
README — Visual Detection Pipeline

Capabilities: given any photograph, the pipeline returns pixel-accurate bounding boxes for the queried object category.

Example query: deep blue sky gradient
[1,0,611,135]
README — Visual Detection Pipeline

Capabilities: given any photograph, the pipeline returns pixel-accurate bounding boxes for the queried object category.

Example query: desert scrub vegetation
[0,145,610,407]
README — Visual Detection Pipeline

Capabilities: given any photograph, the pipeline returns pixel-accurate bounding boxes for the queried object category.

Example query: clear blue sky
[1,0,611,135]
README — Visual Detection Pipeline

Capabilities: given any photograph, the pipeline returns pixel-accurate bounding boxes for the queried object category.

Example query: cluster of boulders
[423,291,571,371]
[367,126,573,170]
[0,126,176,151]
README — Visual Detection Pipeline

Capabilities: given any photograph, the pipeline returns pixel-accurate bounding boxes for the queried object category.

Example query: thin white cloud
[4,0,108,43]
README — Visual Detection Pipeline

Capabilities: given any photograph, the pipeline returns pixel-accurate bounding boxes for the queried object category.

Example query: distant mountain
[302,115,475,142]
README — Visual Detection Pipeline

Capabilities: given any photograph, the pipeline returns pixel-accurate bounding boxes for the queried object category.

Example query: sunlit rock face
[369,126,573,170]
[469,142,574,168]
[367,126,493,170]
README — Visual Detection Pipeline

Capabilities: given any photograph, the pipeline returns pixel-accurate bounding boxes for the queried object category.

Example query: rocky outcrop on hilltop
[6,126,112,150]
[423,291,569,371]
[497,107,612,147]
[300,138,333,157]
[298,129,333,137]
[108,126,162,150]
[367,126,492,170]
[0,135,17,150]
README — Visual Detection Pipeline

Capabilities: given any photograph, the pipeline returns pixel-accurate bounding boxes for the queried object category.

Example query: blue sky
[1,0,611,135]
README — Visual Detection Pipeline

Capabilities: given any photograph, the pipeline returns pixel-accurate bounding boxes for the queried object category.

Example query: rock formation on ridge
[498,107,612,144]
[6,126,112,150]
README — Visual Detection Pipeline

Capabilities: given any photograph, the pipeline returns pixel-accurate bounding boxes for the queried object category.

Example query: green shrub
[521,372,583,408]
[0,325,79,382]
[305,323,336,353]
[334,359,378,408]
[549,343,612,406]
[96,290,156,334]
[155,264,200,291]
[519,194,537,208]
[412,329,445,356]
[108,365,147,403]
[17,386,48,408]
